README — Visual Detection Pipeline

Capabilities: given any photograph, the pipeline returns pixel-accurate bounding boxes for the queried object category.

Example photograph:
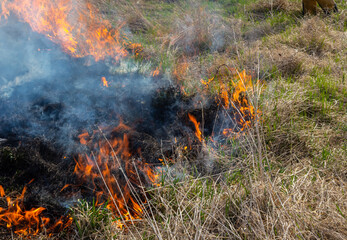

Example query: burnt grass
[0,82,228,236]
[0,17,214,235]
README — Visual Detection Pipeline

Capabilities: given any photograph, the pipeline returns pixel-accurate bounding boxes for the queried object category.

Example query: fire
[0,0,136,62]
[101,76,109,87]
[201,68,262,138]
[201,76,214,86]
[218,69,261,135]
[0,184,71,236]
[152,68,160,77]
[225,70,260,133]
[151,64,161,77]
[124,41,144,57]
[188,113,203,142]
[74,121,160,228]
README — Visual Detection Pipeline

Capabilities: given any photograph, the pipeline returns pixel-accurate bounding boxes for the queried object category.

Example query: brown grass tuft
[284,16,346,57]
[253,0,291,14]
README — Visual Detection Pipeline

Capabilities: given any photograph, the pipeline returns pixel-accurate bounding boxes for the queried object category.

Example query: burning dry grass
[98,0,241,74]
[67,132,346,239]
[1,0,346,239]
[0,0,130,62]
[114,5,346,238]
[0,184,50,236]
[6,160,347,239]
[62,3,347,237]
[0,184,72,238]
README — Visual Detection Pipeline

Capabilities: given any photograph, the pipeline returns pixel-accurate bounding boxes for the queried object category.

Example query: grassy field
[12,0,347,239]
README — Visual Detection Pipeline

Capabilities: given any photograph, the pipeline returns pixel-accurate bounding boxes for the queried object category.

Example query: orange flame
[201,76,214,86]
[101,76,109,87]
[226,70,259,133]
[0,0,137,62]
[188,113,203,142]
[0,185,71,236]
[74,122,160,228]
[202,69,262,138]
[151,65,160,77]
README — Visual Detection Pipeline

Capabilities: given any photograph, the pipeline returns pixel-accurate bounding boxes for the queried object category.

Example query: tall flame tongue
[223,70,257,133]
[0,0,129,61]
[74,121,160,228]
[188,113,203,142]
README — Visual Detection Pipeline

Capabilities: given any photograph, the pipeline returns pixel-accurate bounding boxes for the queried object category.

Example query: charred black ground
[0,87,223,237]
[0,15,236,237]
